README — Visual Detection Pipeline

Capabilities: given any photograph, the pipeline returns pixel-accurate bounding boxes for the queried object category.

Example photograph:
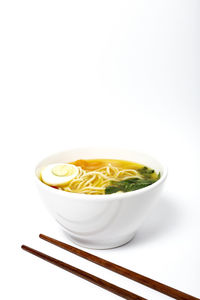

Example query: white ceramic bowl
[35,147,167,249]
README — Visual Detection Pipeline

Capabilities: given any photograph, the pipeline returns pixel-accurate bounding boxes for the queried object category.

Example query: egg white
[41,163,78,186]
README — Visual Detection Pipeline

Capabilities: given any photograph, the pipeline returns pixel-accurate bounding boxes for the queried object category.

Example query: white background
[0,0,199,299]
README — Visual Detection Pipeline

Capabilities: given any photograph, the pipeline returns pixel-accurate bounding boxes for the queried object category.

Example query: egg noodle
[61,163,142,195]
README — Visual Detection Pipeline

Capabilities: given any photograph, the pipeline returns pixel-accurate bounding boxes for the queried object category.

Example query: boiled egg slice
[41,163,78,186]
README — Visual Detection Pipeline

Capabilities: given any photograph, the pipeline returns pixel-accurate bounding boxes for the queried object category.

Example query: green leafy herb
[138,166,155,178]
[105,186,123,194]
[105,177,157,194]
[105,165,161,194]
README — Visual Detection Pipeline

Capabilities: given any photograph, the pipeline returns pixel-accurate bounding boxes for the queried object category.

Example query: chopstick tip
[39,233,46,240]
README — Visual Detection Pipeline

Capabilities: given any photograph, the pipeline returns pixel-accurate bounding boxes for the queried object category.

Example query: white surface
[0,0,199,299]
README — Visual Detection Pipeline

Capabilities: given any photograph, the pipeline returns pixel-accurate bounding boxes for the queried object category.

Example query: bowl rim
[35,147,168,201]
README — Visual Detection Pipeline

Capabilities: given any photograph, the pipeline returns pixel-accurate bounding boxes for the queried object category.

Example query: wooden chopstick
[39,234,199,300]
[21,245,147,300]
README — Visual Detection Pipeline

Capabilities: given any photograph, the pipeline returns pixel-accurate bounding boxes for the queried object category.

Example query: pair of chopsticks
[22,234,199,300]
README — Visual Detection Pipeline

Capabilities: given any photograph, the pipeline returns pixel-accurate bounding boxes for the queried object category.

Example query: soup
[40,159,160,195]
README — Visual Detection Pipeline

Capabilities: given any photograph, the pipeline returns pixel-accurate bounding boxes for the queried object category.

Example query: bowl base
[65,232,136,250]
